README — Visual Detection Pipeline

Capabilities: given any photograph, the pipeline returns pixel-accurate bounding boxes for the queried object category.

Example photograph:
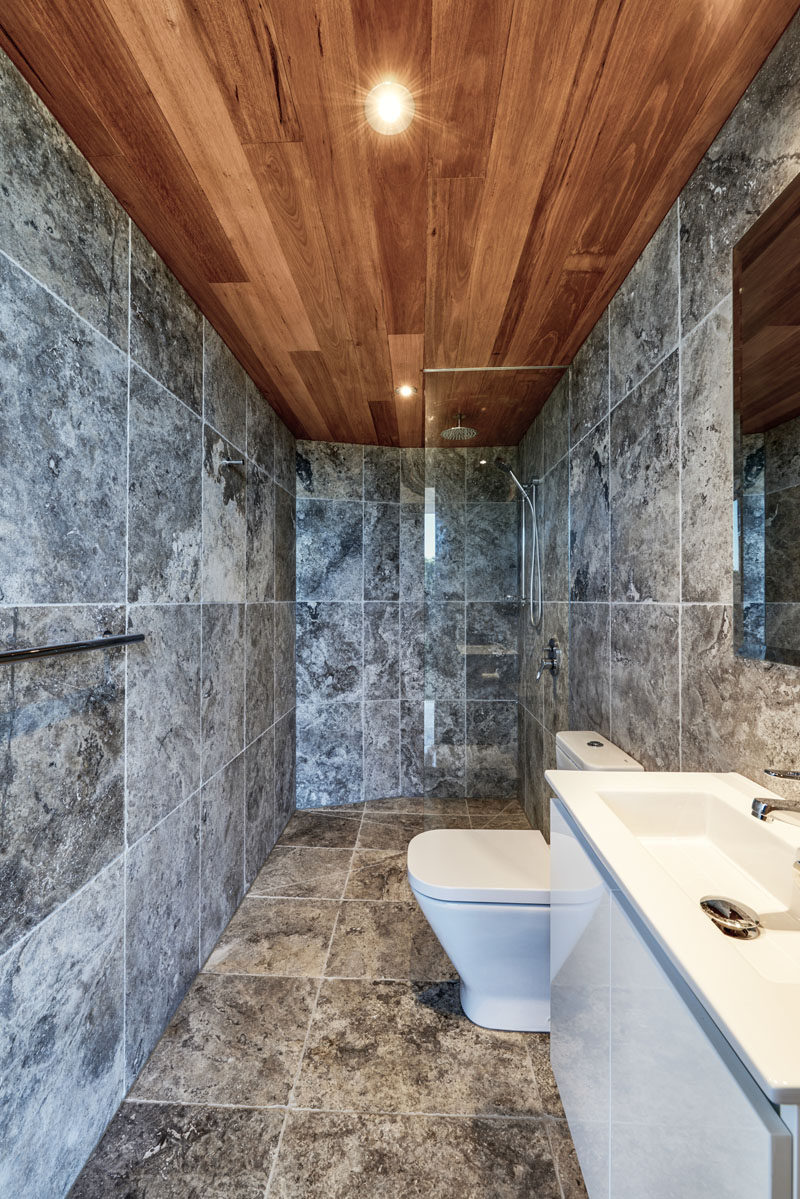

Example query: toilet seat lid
[407,829,549,904]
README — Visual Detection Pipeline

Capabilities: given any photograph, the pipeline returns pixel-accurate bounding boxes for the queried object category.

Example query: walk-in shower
[495,457,542,627]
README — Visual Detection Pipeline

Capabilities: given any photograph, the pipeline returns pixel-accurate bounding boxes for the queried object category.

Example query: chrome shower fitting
[536,638,560,682]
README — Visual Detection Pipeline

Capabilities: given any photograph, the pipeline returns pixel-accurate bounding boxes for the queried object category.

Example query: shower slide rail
[0,632,145,665]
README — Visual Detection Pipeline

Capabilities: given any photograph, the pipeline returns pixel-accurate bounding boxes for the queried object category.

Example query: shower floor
[70,796,585,1198]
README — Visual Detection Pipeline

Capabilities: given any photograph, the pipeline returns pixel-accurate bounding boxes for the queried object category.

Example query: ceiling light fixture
[365,81,415,135]
[394,384,418,397]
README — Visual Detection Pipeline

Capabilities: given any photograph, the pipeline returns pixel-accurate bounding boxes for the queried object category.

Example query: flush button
[587,740,603,747]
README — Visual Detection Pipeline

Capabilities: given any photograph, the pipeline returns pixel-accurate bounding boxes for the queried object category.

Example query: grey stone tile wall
[295,443,520,805]
[0,50,296,1197]
[518,12,800,839]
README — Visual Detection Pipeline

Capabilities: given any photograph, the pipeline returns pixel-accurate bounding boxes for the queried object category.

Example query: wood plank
[389,333,424,445]
[428,0,514,178]
[186,0,301,143]
[425,175,484,367]
[369,400,400,446]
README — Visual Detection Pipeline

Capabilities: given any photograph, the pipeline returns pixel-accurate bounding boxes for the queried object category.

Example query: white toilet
[407,730,643,1032]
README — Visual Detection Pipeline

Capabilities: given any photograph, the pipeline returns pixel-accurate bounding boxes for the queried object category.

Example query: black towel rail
[0,632,145,665]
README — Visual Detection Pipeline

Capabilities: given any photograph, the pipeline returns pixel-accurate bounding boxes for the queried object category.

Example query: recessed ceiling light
[395,383,418,397]
[365,82,415,135]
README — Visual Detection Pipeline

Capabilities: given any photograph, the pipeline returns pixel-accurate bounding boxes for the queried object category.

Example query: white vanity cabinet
[551,799,793,1199]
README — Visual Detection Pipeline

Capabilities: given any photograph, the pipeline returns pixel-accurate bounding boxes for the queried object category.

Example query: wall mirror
[734,170,800,664]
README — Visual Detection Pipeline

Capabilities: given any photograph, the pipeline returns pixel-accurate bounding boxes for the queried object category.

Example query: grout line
[677,195,684,772]
[198,317,205,971]
[607,307,613,741]
[125,1094,566,1123]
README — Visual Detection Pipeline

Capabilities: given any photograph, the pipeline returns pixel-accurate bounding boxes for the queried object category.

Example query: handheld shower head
[494,457,512,474]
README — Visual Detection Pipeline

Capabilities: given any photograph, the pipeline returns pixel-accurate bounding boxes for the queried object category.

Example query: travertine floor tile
[129,973,316,1106]
[69,1102,283,1198]
[344,849,413,901]
[204,897,339,977]
[548,1118,589,1197]
[250,846,353,899]
[279,809,362,849]
[294,979,541,1116]
[357,810,467,850]
[326,901,456,981]
[467,798,531,829]
[270,1111,562,1198]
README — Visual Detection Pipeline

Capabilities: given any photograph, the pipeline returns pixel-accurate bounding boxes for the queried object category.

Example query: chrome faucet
[752,769,800,823]
[536,637,560,682]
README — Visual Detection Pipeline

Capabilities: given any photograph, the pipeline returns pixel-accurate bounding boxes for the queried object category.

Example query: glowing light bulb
[365,82,415,135]
[395,383,417,397]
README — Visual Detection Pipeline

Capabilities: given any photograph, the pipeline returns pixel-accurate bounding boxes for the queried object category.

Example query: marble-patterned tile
[609,204,679,400]
[528,1033,566,1118]
[610,353,680,603]
[400,602,425,699]
[202,426,246,603]
[466,798,530,830]
[0,605,124,952]
[465,602,519,700]
[357,811,424,850]
[424,602,466,700]
[765,603,800,660]
[610,604,680,770]
[203,321,247,451]
[533,727,557,841]
[274,709,296,834]
[274,481,296,602]
[364,699,401,801]
[250,846,352,899]
[296,699,363,808]
[364,446,400,501]
[400,447,426,502]
[129,973,316,1106]
[125,797,200,1086]
[519,611,541,714]
[764,413,800,495]
[539,602,569,736]
[0,57,128,344]
[428,501,466,601]
[568,602,610,737]
[465,502,517,601]
[295,979,541,1115]
[765,486,800,603]
[541,373,570,473]
[246,464,275,602]
[519,413,543,485]
[296,440,363,499]
[520,706,544,832]
[540,456,570,602]
[345,849,414,901]
[246,377,275,475]
[364,501,400,600]
[245,602,274,743]
[126,603,201,843]
[400,503,425,602]
[127,367,202,603]
[680,16,800,335]
[130,224,202,412]
[69,1102,283,1199]
[274,415,297,495]
[424,699,466,799]
[682,604,800,797]
[271,1111,561,1199]
[201,602,245,781]
[400,699,425,795]
[204,896,337,977]
[296,601,362,701]
[569,418,610,602]
[274,600,296,719]
[425,447,466,503]
[297,498,363,600]
[681,300,734,602]
[0,862,123,1199]
[466,701,518,799]
[244,728,275,887]
[465,446,518,501]
[327,900,455,981]
[279,807,362,849]
[570,316,609,446]
[365,602,400,699]
[0,254,127,605]
[200,752,245,961]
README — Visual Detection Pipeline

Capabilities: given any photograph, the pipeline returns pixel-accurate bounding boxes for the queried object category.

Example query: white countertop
[545,769,800,1104]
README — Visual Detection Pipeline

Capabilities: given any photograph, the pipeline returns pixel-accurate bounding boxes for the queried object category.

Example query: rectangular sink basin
[545,769,800,1102]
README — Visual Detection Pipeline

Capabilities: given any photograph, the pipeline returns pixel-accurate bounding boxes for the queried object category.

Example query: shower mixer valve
[536,638,561,682]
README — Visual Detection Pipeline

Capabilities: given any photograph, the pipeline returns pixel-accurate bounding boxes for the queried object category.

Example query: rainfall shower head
[441,413,477,441]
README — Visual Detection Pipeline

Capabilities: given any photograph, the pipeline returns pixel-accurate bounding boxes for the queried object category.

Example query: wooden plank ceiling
[1,0,797,446]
